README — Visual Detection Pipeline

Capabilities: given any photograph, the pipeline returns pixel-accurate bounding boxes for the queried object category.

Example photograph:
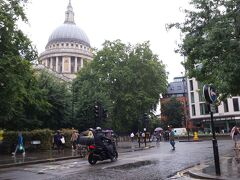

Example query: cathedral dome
[46,0,90,48]
[47,23,90,47]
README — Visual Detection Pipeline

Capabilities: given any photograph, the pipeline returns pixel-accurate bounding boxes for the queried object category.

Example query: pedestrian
[87,128,94,138]
[71,129,79,151]
[130,132,134,142]
[231,126,240,148]
[168,126,175,150]
[12,131,25,156]
[54,130,64,153]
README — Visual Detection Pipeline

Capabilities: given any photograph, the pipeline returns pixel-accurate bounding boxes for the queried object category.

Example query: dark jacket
[94,132,111,147]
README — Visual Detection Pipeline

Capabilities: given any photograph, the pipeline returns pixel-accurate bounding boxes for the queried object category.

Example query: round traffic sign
[203,84,217,104]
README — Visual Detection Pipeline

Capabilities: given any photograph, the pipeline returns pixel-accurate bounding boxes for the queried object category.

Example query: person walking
[54,130,64,153]
[71,129,79,151]
[168,126,175,150]
[130,132,134,142]
[12,132,25,156]
[231,126,240,148]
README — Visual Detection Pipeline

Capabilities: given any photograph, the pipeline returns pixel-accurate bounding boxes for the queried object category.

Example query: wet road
[0,140,233,180]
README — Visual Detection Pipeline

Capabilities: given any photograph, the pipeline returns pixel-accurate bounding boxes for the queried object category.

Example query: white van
[173,128,187,136]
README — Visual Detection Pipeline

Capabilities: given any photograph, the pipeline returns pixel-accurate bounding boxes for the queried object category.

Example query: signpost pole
[203,84,221,176]
[210,109,221,175]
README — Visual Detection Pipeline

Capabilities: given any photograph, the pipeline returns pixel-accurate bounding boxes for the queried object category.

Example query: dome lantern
[64,0,75,24]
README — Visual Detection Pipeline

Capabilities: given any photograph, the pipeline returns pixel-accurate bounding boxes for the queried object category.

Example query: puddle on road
[106,160,158,170]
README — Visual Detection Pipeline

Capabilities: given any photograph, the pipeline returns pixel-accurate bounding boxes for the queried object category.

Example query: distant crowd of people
[10,125,240,156]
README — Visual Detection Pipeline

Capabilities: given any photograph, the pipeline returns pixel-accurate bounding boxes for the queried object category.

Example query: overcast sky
[21,0,191,82]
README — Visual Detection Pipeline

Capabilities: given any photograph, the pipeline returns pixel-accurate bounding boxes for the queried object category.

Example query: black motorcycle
[88,140,118,165]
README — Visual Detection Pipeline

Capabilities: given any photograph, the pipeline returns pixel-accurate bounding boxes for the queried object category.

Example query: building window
[61,43,64,46]
[223,100,229,112]
[191,92,195,103]
[52,57,56,71]
[200,103,205,115]
[189,80,193,91]
[192,105,196,116]
[77,57,81,71]
[233,98,239,111]
[177,86,181,90]
[47,58,50,68]
[71,57,75,73]
[66,43,69,46]
[76,44,78,47]
[58,56,62,72]
[198,89,204,102]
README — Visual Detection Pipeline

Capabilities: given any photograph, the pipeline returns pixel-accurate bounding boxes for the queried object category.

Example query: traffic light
[94,104,100,118]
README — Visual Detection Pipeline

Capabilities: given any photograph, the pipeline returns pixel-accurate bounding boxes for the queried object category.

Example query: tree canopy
[169,0,240,96]
[73,40,168,133]
[0,0,72,130]
[0,0,39,129]
[160,97,184,129]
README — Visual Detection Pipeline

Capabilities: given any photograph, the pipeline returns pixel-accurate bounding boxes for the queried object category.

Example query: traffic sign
[203,84,217,104]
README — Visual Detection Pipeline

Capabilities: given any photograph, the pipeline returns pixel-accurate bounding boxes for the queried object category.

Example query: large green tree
[169,0,240,96]
[160,97,184,129]
[74,40,168,133]
[35,71,72,130]
[0,0,42,129]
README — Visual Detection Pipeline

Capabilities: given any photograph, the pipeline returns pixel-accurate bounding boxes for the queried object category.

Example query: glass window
[177,86,181,90]
[52,57,56,71]
[223,100,229,112]
[200,103,205,115]
[58,56,62,72]
[47,58,50,68]
[189,80,193,91]
[71,57,75,73]
[77,57,81,71]
[233,98,239,111]
[192,105,196,116]
[198,89,204,102]
[191,92,195,103]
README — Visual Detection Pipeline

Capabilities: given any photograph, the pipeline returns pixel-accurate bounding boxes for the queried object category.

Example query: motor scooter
[88,140,118,165]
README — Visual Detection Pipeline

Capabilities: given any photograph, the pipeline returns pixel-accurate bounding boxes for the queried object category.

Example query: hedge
[1,129,53,153]
[0,129,79,154]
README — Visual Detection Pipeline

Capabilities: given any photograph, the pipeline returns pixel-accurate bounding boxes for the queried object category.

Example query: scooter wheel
[88,153,97,165]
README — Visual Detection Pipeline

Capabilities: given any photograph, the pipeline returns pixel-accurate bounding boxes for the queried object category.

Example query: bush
[1,129,53,154]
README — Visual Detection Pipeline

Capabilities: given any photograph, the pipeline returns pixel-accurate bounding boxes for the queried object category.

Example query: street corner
[183,163,228,180]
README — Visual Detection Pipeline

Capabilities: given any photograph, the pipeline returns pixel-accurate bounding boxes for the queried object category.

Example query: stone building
[38,0,93,80]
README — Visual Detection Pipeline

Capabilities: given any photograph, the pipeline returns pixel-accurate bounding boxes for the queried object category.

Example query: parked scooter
[88,140,118,165]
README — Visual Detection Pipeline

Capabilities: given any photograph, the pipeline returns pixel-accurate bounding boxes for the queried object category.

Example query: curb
[0,155,82,169]
[0,146,154,169]
[187,170,227,180]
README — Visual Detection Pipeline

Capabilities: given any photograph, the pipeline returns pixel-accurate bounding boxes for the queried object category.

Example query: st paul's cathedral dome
[38,0,93,80]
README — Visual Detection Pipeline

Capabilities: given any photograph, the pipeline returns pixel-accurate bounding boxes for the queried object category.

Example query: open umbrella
[154,127,163,132]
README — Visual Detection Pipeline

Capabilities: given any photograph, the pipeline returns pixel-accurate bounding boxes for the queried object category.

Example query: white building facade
[38,0,93,80]
[188,78,240,132]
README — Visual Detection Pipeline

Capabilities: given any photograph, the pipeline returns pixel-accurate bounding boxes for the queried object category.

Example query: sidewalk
[184,150,240,180]
[0,141,154,169]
